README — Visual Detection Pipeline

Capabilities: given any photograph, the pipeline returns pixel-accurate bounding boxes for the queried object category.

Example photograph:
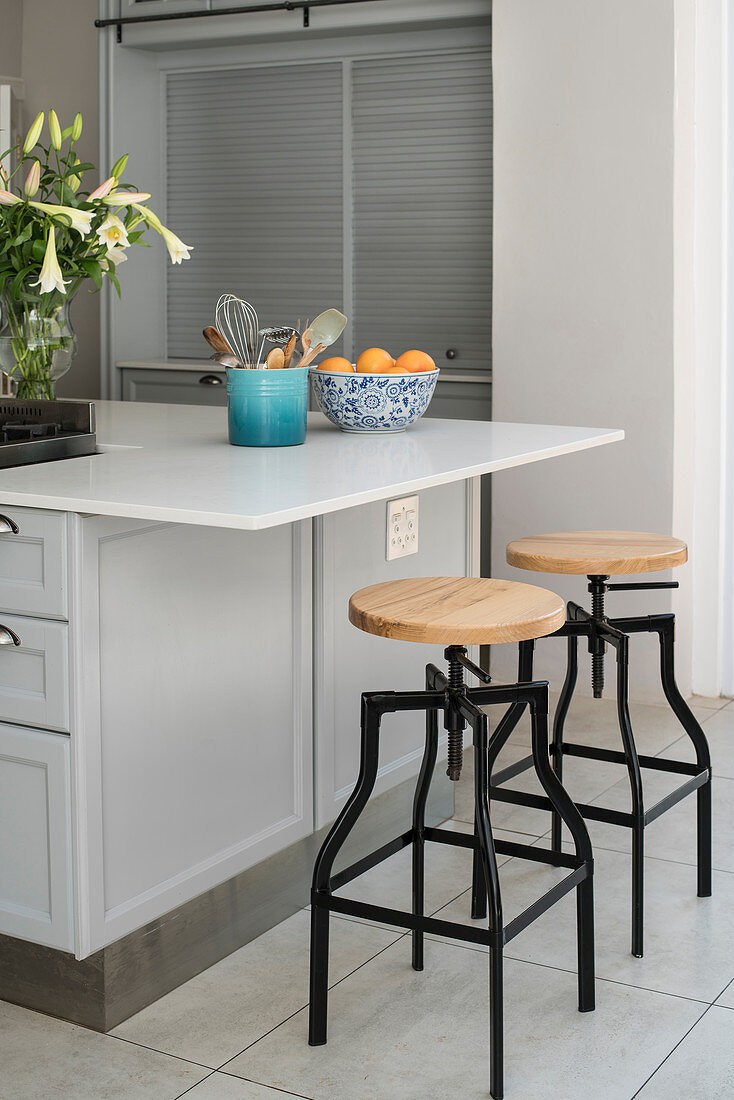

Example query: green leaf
[107,267,122,299]
[81,258,103,290]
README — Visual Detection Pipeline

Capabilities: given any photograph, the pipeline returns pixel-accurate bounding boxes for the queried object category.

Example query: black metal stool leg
[412,672,440,971]
[472,707,505,1100]
[615,636,645,957]
[472,641,535,921]
[309,694,384,1045]
[657,619,713,898]
[551,634,578,852]
[527,684,595,1012]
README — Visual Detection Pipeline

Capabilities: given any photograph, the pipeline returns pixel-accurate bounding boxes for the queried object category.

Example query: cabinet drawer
[0,724,73,950]
[121,368,227,406]
[0,614,69,732]
[0,506,68,619]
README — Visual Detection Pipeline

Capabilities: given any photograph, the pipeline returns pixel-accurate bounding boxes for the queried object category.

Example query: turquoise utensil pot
[226,366,309,447]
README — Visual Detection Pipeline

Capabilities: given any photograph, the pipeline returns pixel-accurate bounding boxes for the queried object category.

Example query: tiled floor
[4,693,733,1099]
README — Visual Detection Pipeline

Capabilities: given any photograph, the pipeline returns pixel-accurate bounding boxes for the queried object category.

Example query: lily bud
[104,190,151,206]
[71,113,83,142]
[23,111,44,155]
[24,161,41,198]
[110,153,128,181]
[67,157,81,194]
[0,189,21,206]
[0,163,7,187]
[87,176,116,201]
[49,109,62,151]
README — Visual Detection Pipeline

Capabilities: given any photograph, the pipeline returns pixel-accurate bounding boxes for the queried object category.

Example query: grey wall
[0,0,101,398]
[491,0,677,700]
[0,0,22,75]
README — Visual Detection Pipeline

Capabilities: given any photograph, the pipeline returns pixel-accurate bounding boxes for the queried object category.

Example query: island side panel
[75,516,312,955]
[314,478,478,829]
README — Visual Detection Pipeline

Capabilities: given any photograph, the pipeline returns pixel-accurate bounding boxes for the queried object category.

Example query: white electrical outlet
[386,494,419,561]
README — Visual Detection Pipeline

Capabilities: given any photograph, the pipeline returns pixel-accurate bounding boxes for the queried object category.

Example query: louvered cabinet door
[351,50,493,384]
[166,62,344,359]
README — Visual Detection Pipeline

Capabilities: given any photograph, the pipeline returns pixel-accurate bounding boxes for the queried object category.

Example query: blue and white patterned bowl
[309,368,439,433]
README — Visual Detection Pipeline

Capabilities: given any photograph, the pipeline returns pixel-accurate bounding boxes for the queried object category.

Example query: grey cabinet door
[121,368,227,406]
[0,724,73,950]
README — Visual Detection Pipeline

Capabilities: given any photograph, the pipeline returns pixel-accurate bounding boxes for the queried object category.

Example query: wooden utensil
[266,347,285,369]
[298,342,326,369]
[283,333,297,367]
[202,325,235,357]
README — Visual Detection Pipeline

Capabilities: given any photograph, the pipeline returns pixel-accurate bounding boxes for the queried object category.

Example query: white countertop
[0,402,623,531]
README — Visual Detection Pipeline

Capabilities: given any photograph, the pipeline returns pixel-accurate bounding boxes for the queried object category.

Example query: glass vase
[0,287,78,401]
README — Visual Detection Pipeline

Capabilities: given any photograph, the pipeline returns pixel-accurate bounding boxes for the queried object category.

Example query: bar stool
[487,531,712,958]
[308,577,596,1100]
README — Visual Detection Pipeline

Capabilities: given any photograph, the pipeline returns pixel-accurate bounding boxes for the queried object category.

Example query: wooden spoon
[202,325,235,356]
[283,333,297,367]
[266,347,285,370]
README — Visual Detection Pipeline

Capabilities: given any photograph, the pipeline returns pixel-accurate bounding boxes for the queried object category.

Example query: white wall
[491,0,679,700]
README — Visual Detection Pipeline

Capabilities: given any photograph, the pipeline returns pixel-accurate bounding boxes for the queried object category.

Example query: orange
[317,356,354,372]
[394,350,436,373]
[356,347,394,374]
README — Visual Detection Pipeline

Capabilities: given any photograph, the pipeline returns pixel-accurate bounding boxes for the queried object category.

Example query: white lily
[96,214,129,251]
[30,201,93,237]
[30,228,69,296]
[0,189,20,206]
[103,247,128,268]
[103,190,151,207]
[158,225,193,264]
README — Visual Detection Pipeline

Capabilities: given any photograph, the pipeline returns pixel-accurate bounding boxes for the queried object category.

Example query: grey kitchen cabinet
[121,368,227,406]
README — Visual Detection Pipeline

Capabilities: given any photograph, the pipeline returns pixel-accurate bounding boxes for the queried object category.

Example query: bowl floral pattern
[310,368,439,433]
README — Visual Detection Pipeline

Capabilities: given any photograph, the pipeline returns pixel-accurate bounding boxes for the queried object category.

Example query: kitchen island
[0,402,622,1029]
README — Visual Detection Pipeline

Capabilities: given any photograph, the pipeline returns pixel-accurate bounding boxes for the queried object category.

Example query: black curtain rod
[95,0,396,43]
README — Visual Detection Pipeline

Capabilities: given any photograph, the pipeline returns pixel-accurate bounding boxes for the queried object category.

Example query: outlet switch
[386,495,419,561]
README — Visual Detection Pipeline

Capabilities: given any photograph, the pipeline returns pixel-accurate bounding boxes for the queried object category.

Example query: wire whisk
[216,294,260,368]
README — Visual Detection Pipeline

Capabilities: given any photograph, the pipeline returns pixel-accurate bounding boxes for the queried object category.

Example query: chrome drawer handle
[0,624,21,646]
[198,374,223,386]
[0,514,19,535]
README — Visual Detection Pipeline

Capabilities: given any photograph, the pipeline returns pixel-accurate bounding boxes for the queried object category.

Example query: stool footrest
[561,741,705,777]
[315,860,591,949]
[503,864,589,944]
[488,785,635,828]
[644,771,710,825]
[329,830,412,892]
[424,826,579,870]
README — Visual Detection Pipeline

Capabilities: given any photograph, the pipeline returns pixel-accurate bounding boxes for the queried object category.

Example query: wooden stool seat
[348,576,565,645]
[506,530,687,576]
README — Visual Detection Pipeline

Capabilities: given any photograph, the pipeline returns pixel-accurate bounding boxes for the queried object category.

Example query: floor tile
[546,691,715,754]
[455,743,622,837]
[432,846,734,1003]
[182,1073,308,1099]
[715,981,734,1010]
[112,909,398,1069]
[337,816,477,918]
[689,695,731,711]
[660,704,734,779]
[224,937,703,1099]
[636,1006,734,1098]
[579,771,734,872]
[0,999,208,1100]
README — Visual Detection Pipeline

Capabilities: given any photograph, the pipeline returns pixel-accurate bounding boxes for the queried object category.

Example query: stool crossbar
[309,644,595,1100]
[482,577,712,959]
